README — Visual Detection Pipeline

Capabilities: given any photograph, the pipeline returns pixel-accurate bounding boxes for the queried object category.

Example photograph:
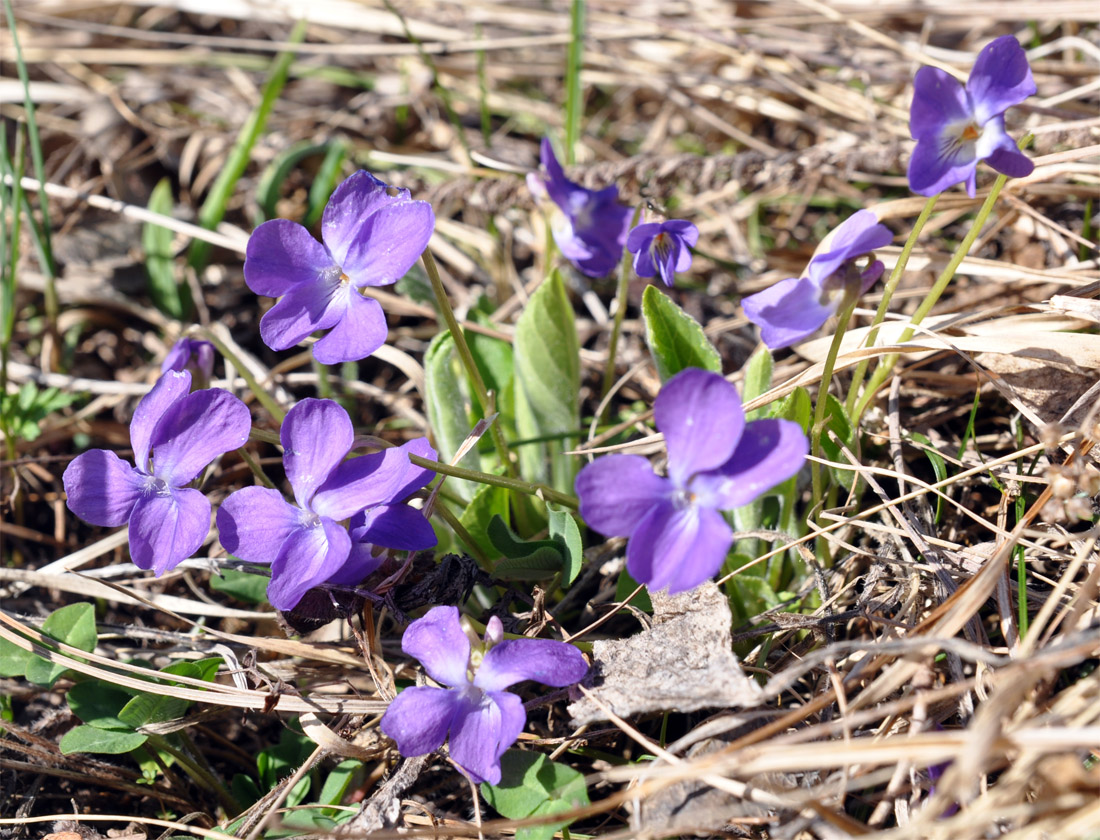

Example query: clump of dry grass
[2,1,1099,838]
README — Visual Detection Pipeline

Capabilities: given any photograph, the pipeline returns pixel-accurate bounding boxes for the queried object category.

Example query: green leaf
[257,727,314,807]
[66,681,134,730]
[641,284,721,382]
[741,346,773,421]
[0,636,29,678]
[143,177,184,319]
[547,505,583,585]
[820,394,856,489]
[210,568,270,604]
[318,759,363,807]
[254,140,326,223]
[909,432,946,523]
[24,602,97,687]
[513,270,580,493]
[424,330,479,501]
[458,482,510,560]
[59,724,148,755]
[304,140,348,228]
[771,386,812,432]
[482,750,589,840]
[487,516,563,581]
[614,568,652,613]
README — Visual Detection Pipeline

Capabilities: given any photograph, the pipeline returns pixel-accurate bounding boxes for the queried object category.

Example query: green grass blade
[564,0,586,165]
[304,140,348,228]
[188,19,308,271]
[143,178,187,319]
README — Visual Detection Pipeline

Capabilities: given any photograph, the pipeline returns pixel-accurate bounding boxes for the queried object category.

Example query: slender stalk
[432,502,491,568]
[600,206,643,408]
[198,328,286,423]
[407,453,577,510]
[146,733,242,814]
[810,289,860,516]
[854,174,1009,420]
[564,0,586,166]
[422,249,517,478]
[845,194,938,416]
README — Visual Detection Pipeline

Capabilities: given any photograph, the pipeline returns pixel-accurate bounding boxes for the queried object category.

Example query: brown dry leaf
[568,582,762,726]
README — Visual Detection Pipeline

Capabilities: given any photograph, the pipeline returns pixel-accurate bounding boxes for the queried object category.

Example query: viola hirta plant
[161,337,215,386]
[244,170,435,364]
[741,210,893,349]
[527,137,632,278]
[63,370,251,575]
[626,219,699,287]
[380,606,588,784]
[908,35,1036,197]
[575,368,808,593]
[216,398,437,610]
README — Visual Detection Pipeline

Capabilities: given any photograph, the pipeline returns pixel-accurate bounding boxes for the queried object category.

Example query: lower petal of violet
[62,449,145,527]
[447,690,524,785]
[147,388,251,487]
[626,500,733,594]
[311,291,388,365]
[267,517,352,611]
[128,486,212,575]
[259,271,348,352]
[907,136,978,198]
[216,486,302,564]
[379,685,460,758]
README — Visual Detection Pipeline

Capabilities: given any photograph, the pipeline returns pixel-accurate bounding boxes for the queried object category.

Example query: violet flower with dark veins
[380,606,588,784]
[244,170,435,364]
[527,138,632,278]
[63,370,250,575]
[626,219,699,287]
[908,35,1036,197]
[741,210,893,349]
[216,398,436,610]
[575,368,807,594]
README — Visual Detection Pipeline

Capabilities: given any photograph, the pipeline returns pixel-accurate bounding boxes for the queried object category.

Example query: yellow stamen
[961,123,981,141]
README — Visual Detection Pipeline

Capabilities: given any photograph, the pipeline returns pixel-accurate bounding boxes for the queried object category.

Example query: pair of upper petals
[908,36,1035,196]
[627,220,698,287]
[244,171,435,363]
[63,370,251,574]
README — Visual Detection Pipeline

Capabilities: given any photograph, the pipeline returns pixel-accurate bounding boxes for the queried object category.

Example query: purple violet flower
[908,35,1036,197]
[626,220,699,287]
[379,606,588,784]
[741,210,893,350]
[215,398,437,610]
[575,368,807,593]
[527,137,632,278]
[63,370,250,575]
[161,337,215,387]
[244,170,435,364]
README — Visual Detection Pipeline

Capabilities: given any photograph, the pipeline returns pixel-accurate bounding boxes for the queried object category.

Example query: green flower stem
[422,249,518,479]
[236,445,276,489]
[853,173,1009,421]
[146,733,242,814]
[600,206,644,408]
[844,194,939,417]
[432,502,491,568]
[199,328,286,423]
[810,288,860,517]
[406,452,578,510]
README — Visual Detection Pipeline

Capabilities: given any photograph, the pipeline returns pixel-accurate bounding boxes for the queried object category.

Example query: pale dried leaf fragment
[568,582,763,726]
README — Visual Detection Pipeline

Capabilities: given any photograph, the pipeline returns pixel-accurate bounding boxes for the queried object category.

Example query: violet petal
[655,368,744,486]
[128,487,211,575]
[448,690,521,785]
[909,67,970,140]
[690,419,809,509]
[350,504,436,551]
[313,444,412,521]
[258,270,348,352]
[216,486,301,564]
[130,371,190,474]
[741,274,837,349]
[967,36,1036,124]
[339,201,435,287]
[626,500,733,593]
[148,389,251,486]
[575,454,671,537]
[475,639,588,692]
[310,291,388,365]
[267,516,352,611]
[281,399,354,510]
[63,449,146,527]
[321,171,408,266]
[401,605,470,688]
[245,219,335,298]
[379,685,459,757]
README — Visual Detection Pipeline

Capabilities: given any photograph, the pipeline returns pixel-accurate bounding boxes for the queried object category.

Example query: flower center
[144,475,171,496]
[672,487,697,510]
[960,122,981,141]
[651,231,670,258]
